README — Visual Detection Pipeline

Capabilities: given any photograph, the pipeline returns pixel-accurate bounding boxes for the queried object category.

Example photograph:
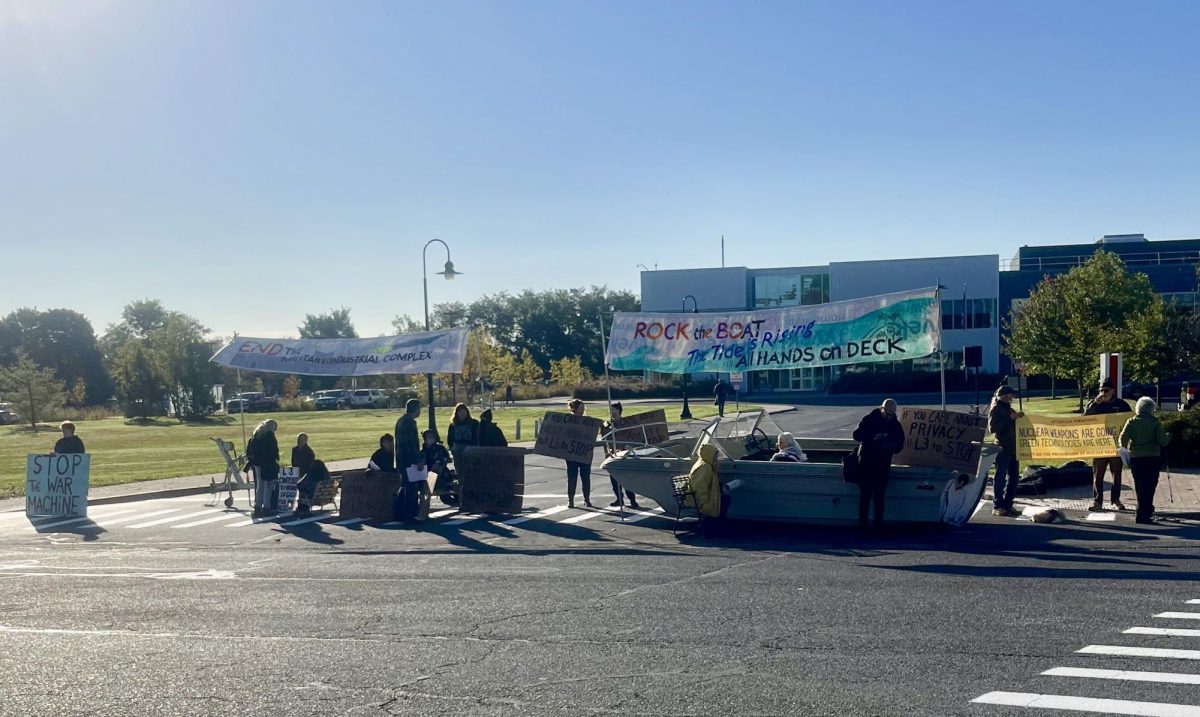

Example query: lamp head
[438,260,460,280]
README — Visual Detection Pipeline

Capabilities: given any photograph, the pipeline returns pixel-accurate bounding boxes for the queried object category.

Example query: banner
[605,289,939,374]
[27,453,90,518]
[1015,413,1129,463]
[210,329,468,376]
[894,409,987,471]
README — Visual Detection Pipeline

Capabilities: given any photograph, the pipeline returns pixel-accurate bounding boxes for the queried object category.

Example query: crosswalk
[971,598,1200,715]
[0,492,670,541]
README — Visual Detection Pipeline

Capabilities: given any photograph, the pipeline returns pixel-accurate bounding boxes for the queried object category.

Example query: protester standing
[987,386,1024,517]
[447,403,479,469]
[54,421,85,454]
[291,433,315,475]
[714,380,731,418]
[394,399,424,522]
[248,419,280,518]
[565,398,594,508]
[1084,380,1133,512]
[601,402,640,509]
[851,399,904,528]
[1119,397,1171,524]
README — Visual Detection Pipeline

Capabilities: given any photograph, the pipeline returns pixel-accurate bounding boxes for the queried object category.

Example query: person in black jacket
[1083,380,1133,512]
[447,403,479,470]
[601,403,640,509]
[54,421,85,454]
[714,381,732,417]
[368,434,397,473]
[851,399,905,528]
[477,409,508,447]
[249,419,281,518]
[987,385,1024,517]
[394,399,424,522]
[291,433,315,475]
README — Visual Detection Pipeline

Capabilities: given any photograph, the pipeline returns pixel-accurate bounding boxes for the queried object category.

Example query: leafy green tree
[0,355,65,429]
[299,307,357,339]
[1005,276,1072,398]
[550,356,591,388]
[0,308,114,404]
[154,314,221,420]
[112,341,167,418]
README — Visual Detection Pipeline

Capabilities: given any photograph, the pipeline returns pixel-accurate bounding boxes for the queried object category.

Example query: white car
[350,388,389,409]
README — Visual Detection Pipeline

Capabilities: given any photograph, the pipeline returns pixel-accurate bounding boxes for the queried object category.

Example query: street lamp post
[680,295,698,420]
[423,239,461,436]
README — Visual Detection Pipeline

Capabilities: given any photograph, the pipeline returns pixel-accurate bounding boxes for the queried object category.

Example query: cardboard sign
[458,446,526,514]
[276,467,299,511]
[893,409,986,471]
[533,412,603,463]
[26,453,91,518]
[612,409,669,446]
[1016,413,1127,463]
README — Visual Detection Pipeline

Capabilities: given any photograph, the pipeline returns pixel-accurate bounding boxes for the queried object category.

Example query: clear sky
[2,0,1197,339]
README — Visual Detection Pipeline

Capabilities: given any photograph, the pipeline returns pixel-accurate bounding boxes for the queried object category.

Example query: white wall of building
[830,255,1001,372]
[639,267,750,312]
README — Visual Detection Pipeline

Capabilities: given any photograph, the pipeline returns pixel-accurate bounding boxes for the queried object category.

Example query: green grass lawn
[1019,396,1090,417]
[0,402,736,499]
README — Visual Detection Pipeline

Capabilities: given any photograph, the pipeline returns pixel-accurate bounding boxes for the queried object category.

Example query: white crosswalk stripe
[1043,667,1200,686]
[128,509,224,529]
[1126,627,1200,637]
[1077,645,1200,660]
[558,507,618,525]
[173,512,245,529]
[25,508,139,531]
[1155,612,1200,620]
[502,505,569,526]
[972,692,1200,716]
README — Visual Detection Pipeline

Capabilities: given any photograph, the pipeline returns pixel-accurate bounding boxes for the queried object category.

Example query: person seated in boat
[770,432,808,463]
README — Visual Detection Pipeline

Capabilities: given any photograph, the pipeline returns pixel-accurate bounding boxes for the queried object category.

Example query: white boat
[601,409,996,527]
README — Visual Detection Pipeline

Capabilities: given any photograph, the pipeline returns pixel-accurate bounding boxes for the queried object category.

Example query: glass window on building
[941,298,996,330]
[754,273,829,307]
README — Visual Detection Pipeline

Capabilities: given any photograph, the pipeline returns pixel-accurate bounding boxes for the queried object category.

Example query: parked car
[0,402,19,425]
[311,389,351,410]
[226,392,280,413]
[350,388,389,408]
[1124,377,1192,404]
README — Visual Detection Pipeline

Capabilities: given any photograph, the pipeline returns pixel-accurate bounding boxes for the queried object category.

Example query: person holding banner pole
[1084,379,1132,512]
[1119,397,1171,524]
[987,386,1024,517]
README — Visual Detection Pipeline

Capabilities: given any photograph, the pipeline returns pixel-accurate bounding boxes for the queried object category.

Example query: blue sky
[2,0,1197,338]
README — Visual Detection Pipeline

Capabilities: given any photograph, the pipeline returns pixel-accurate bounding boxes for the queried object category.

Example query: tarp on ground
[209,329,469,376]
[605,288,940,374]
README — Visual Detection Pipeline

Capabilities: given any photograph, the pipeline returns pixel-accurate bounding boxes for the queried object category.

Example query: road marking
[428,509,458,519]
[1043,666,1200,685]
[24,508,139,531]
[1187,600,1200,605]
[1127,627,1200,637]
[971,691,1200,716]
[278,513,337,527]
[0,624,391,644]
[520,494,567,499]
[1156,612,1200,620]
[332,518,366,526]
[49,508,184,529]
[128,509,223,529]
[502,505,569,526]
[443,514,482,526]
[1085,512,1116,522]
[172,512,244,529]
[618,507,666,523]
[1078,645,1200,660]
[223,516,282,528]
[558,507,617,525]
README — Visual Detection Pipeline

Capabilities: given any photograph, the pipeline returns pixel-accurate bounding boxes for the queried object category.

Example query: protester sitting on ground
[291,433,315,475]
[423,429,456,505]
[770,432,808,463]
[1119,397,1171,525]
[368,433,397,473]
[477,409,508,447]
[1083,379,1133,512]
[248,419,281,519]
[294,459,330,517]
[448,403,479,468]
[54,421,85,454]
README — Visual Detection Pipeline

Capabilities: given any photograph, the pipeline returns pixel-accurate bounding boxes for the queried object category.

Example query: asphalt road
[2,404,1199,716]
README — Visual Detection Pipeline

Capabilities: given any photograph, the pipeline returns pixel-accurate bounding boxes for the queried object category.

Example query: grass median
[0,402,739,499]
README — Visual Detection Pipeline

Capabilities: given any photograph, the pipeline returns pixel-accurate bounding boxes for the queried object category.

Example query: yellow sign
[1015,413,1129,462]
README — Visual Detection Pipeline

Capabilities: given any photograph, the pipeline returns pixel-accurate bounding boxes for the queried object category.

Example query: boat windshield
[692,409,785,459]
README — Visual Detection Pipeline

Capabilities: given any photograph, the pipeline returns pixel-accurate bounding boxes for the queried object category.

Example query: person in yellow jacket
[687,443,722,518]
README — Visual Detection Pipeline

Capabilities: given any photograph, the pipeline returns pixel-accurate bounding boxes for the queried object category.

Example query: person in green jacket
[1119,397,1171,524]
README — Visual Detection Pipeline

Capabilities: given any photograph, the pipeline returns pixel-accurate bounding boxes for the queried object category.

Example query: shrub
[1162,409,1200,468]
[278,398,313,412]
[571,377,713,401]
[830,371,1003,395]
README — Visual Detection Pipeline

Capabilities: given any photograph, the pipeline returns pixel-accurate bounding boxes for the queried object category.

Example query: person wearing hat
[1084,379,1132,512]
[987,385,1024,517]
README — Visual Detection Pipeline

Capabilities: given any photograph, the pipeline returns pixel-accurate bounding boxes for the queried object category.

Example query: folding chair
[211,437,253,508]
[671,474,702,536]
